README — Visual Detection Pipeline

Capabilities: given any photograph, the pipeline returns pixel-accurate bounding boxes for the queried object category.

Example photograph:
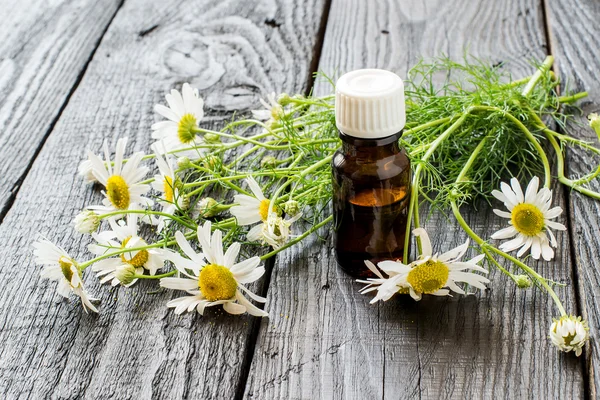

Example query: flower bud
[177,156,191,169]
[115,264,137,286]
[178,195,191,211]
[204,133,221,143]
[73,210,100,234]
[549,315,589,357]
[197,197,219,218]
[261,156,278,168]
[514,274,532,289]
[283,200,300,216]
[588,113,600,140]
[277,93,293,106]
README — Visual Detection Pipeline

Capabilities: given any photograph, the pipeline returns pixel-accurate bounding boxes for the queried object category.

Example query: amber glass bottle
[332,69,411,278]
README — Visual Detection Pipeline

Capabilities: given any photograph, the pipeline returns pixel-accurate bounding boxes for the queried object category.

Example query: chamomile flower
[151,150,184,232]
[230,177,274,226]
[33,238,98,313]
[160,221,268,317]
[491,177,566,261]
[87,137,151,213]
[89,213,172,286]
[247,212,302,249]
[152,83,205,154]
[550,315,589,356]
[359,228,489,302]
[251,92,284,128]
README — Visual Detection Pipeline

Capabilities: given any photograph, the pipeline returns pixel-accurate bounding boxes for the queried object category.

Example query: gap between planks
[0,0,126,225]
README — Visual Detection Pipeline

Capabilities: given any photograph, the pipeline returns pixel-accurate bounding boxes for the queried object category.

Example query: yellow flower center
[563,332,577,346]
[120,236,149,268]
[178,113,197,144]
[58,256,80,283]
[163,176,175,203]
[59,257,74,282]
[198,264,237,301]
[407,260,449,294]
[259,199,271,221]
[106,175,130,210]
[511,203,545,236]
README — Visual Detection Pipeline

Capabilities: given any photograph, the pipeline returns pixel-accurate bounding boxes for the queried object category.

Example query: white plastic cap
[335,69,406,138]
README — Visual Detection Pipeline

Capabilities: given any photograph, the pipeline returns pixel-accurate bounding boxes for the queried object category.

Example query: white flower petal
[492,209,512,219]
[364,260,384,279]
[544,206,563,219]
[154,104,180,122]
[500,182,519,207]
[524,176,540,203]
[236,291,268,317]
[438,238,469,262]
[510,177,524,203]
[160,277,198,291]
[412,228,432,257]
[223,301,247,315]
[546,220,566,231]
[491,226,518,240]
[499,235,526,252]
[245,176,266,200]
[530,237,542,259]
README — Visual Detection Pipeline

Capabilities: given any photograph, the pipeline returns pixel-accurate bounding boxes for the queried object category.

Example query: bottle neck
[339,131,403,157]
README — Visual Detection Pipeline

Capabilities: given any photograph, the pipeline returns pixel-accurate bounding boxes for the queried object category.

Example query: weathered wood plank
[0,0,328,398]
[546,0,600,397]
[0,0,124,221]
[244,0,585,398]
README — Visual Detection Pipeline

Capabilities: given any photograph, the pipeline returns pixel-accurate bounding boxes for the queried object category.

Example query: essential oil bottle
[332,69,411,278]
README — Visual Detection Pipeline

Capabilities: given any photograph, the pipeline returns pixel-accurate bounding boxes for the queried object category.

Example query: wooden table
[1,0,598,398]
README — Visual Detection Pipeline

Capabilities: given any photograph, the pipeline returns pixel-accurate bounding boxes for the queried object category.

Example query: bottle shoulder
[332,149,410,181]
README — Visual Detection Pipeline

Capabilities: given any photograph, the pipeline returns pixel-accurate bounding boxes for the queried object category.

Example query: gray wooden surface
[547,0,600,398]
[0,0,597,399]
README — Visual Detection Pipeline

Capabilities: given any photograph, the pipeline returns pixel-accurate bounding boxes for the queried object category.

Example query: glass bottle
[332,69,411,278]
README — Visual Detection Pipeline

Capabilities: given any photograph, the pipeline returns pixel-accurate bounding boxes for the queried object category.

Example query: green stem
[97,209,197,230]
[133,270,177,279]
[521,56,554,97]
[403,111,471,261]
[529,110,600,200]
[558,92,588,104]
[183,169,303,188]
[404,116,453,137]
[457,137,488,182]
[193,127,288,150]
[260,215,333,260]
[543,128,600,155]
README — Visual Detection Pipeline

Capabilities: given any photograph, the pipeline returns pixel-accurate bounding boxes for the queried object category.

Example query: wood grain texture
[0,0,328,398]
[244,0,585,398]
[546,0,600,397]
[0,0,124,221]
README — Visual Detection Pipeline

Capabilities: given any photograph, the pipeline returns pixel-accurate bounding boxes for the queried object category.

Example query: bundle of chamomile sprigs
[33,55,599,356]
